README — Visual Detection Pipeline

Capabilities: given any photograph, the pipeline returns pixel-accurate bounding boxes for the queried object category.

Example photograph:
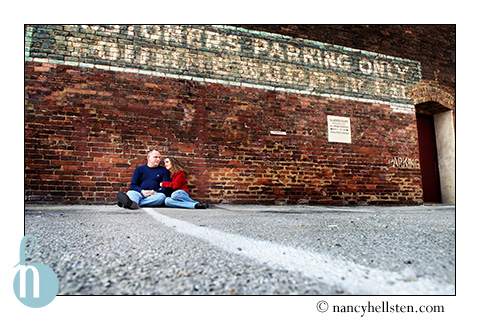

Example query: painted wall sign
[26,25,421,105]
[328,115,352,144]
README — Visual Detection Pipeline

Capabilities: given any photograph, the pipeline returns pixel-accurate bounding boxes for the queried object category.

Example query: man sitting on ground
[116,149,171,209]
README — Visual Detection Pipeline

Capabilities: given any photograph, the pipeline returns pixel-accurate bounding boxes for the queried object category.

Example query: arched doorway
[413,87,455,204]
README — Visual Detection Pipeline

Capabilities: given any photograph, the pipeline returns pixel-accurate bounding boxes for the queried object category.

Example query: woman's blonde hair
[166,157,186,175]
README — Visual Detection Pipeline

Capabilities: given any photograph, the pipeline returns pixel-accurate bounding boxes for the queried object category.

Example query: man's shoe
[130,201,140,209]
[116,191,133,209]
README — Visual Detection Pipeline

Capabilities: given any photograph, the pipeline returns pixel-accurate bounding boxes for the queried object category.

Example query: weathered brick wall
[25,25,435,205]
[239,25,455,95]
[240,25,456,125]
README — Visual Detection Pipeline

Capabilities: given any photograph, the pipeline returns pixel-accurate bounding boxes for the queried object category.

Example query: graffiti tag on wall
[391,157,420,169]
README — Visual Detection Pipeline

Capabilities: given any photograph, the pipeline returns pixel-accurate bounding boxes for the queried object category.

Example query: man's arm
[129,167,143,193]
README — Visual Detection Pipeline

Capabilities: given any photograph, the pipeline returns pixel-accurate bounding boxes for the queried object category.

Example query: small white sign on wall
[328,115,352,143]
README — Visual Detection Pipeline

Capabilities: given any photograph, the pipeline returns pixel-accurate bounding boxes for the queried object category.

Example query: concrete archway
[410,83,455,204]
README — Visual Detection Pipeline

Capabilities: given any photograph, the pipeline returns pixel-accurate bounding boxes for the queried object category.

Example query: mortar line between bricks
[142,208,454,295]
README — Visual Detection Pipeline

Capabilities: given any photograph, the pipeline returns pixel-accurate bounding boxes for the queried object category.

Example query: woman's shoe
[194,203,208,209]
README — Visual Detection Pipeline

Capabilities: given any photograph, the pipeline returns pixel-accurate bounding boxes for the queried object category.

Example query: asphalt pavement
[23,204,455,295]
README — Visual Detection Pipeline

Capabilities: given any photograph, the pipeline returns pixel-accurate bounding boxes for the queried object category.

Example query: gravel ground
[24,204,455,295]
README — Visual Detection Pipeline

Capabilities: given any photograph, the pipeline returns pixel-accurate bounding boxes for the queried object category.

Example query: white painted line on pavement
[143,208,454,295]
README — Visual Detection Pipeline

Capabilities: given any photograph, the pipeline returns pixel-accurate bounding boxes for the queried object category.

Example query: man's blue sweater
[129,165,171,195]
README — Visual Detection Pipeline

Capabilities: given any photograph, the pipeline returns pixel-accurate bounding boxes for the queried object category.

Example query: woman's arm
[161,171,186,190]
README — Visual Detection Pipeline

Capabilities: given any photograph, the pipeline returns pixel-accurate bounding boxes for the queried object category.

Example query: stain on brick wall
[24,25,444,205]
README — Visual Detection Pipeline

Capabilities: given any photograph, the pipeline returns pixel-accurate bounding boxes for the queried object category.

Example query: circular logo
[13,263,59,308]
[316,300,329,313]
[13,235,59,308]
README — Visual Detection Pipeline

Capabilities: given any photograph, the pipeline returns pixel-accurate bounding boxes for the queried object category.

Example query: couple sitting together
[116,149,209,210]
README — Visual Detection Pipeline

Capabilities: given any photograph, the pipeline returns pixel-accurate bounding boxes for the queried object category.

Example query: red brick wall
[239,25,455,95]
[240,25,456,128]
[25,60,422,205]
[25,25,447,205]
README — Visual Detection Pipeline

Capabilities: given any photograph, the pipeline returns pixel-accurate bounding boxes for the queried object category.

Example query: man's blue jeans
[126,190,166,207]
[165,190,199,209]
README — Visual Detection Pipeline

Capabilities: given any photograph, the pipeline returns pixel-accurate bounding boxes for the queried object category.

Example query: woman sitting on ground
[161,157,209,209]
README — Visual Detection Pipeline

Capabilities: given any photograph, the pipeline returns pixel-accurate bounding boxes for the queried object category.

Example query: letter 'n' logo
[18,265,40,298]
[13,235,58,308]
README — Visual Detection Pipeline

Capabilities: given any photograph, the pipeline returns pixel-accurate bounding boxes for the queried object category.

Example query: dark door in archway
[416,113,442,203]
